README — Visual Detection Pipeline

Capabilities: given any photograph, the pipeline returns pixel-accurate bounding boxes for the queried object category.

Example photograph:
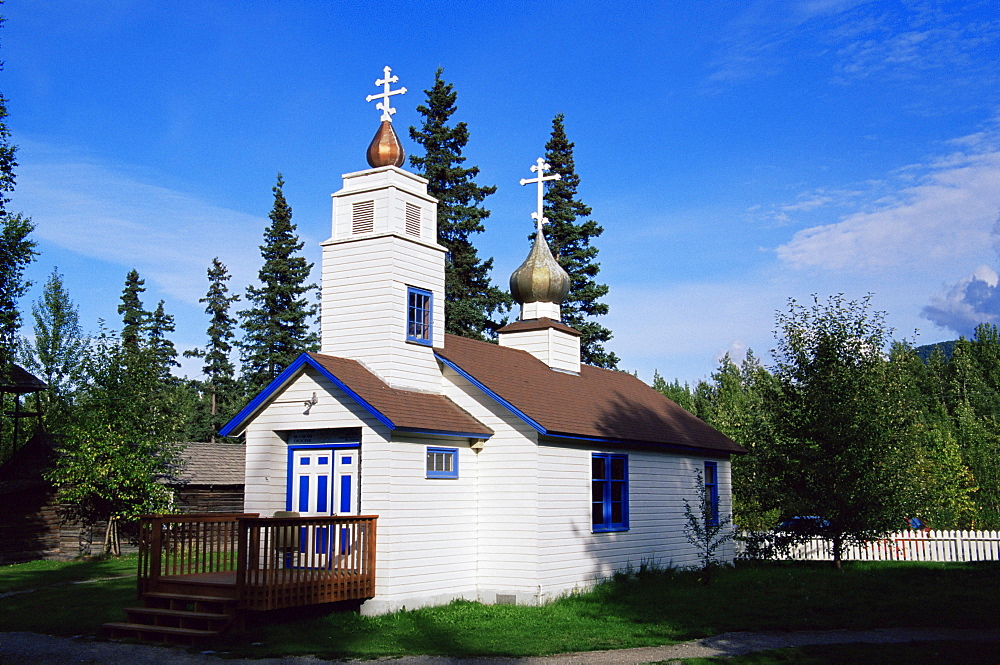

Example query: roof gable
[436,334,744,455]
[220,353,491,439]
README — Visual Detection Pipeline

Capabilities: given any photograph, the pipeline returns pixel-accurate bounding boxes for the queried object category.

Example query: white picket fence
[740,530,1000,562]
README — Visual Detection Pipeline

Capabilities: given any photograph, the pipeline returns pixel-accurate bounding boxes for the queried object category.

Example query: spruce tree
[0,26,35,377]
[185,258,240,441]
[541,114,617,368]
[117,269,149,353]
[0,214,33,369]
[240,173,318,396]
[147,300,179,379]
[0,13,14,201]
[115,271,194,435]
[409,68,511,340]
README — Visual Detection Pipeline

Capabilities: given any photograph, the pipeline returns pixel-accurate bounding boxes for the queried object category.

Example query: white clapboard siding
[441,365,738,605]
[549,331,581,372]
[536,449,734,598]
[476,426,541,593]
[360,436,480,614]
[440,367,543,601]
[741,530,1000,562]
[243,367,386,517]
[321,233,445,392]
[498,328,580,373]
[331,166,437,242]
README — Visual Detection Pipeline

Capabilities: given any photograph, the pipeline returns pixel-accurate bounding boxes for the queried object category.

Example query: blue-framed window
[592,453,628,532]
[704,461,719,526]
[407,287,432,345]
[426,447,458,479]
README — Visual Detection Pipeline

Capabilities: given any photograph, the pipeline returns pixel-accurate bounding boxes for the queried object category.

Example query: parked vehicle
[776,516,830,535]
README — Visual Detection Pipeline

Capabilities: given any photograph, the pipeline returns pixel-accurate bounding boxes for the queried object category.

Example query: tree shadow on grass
[572,560,1000,639]
[0,574,135,635]
[0,556,138,594]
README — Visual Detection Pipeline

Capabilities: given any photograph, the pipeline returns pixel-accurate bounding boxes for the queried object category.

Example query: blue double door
[291,448,357,516]
[289,448,358,560]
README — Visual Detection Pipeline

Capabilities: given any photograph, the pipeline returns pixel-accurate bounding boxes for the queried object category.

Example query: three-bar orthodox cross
[366,66,407,122]
[520,157,561,236]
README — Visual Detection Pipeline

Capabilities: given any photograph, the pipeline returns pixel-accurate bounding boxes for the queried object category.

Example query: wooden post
[136,518,148,598]
[236,517,250,604]
[367,517,377,596]
[148,515,163,593]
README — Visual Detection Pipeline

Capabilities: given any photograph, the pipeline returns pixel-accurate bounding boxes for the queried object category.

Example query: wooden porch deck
[104,513,377,644]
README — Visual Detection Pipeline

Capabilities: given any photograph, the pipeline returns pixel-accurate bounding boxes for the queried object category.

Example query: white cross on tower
[520,157,562,235]
[365,66,407,122]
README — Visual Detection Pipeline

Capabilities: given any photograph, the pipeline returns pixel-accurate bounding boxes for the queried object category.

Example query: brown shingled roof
[307,353,492,437]
[435,334,744,455]
[174,443,246,485]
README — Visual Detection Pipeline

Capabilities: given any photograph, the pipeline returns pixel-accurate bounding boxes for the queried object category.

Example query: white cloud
[708,0,999,92]
[780,193,835,213]
[775,145,1000,271]
[922,265,1000,337]
[835,12,998,83]
[12,148,270,307]
[715,339,750,366]
[705,0,874,84]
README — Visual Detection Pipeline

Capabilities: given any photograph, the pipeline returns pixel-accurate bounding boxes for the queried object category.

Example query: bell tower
[320,67,446,392]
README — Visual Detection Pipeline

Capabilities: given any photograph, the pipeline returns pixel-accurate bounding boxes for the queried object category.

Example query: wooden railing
[238,515,377,610]
[137,513,378,610]
[138,513,256,596]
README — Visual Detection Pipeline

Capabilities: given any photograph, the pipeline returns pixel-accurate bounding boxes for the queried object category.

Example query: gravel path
[2,628,998,664]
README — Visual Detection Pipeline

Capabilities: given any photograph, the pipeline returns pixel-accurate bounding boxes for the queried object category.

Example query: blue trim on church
[219,353,494,440]
[435,352,732,456]
[220,353,393,437]
[435,352,546,434]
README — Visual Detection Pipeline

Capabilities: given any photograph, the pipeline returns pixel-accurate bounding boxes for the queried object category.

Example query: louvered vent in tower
[405,202,421,237]
[352,200,375,234]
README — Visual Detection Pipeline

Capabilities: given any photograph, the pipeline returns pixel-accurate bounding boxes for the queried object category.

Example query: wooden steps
[144,590,237,604]
[125,605,231,625]
[101,622,218,646]
[103,587,240,645]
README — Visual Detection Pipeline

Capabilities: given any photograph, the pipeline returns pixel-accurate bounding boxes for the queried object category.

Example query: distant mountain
[914,340,957,362]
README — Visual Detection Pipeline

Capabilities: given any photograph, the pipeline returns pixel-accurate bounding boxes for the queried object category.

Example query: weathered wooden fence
[739,530,1000,562]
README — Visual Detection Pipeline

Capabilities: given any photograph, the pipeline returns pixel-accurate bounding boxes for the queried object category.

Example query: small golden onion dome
[367,120,405,168]
[510,229,570,305]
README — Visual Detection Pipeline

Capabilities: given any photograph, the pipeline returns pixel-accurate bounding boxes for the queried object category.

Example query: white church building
[221,67,744,615]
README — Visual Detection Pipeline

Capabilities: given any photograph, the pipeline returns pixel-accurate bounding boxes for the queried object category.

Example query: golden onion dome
[366,120,405,168]
[510,229,570,306]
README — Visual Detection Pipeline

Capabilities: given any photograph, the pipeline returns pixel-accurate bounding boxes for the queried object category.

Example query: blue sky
[4,0,1000,385]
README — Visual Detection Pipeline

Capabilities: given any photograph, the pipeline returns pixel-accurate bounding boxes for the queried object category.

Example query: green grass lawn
[0,556,138,595]
[1,558,997,659]
[0,556,139,635]
[218,560,1000,659]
